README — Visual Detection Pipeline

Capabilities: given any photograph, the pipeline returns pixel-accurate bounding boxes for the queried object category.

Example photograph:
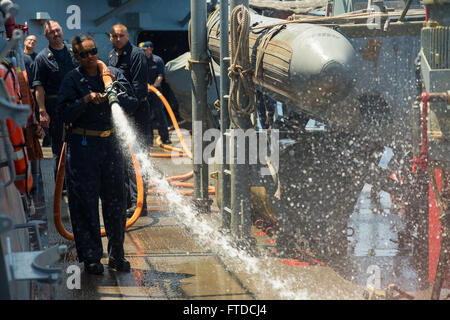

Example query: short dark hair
[71,34,95,54]
[44,20,61,37]
[110,24,128,34]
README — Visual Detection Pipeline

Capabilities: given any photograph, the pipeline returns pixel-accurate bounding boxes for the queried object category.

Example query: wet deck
[38,136,448,301]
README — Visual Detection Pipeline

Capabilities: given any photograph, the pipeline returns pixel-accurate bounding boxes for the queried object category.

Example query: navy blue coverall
[57,65,138,263]
[23,51,46,217]
[24,52,39,124]
[147,53,170,142]
[23,51,36,82]
[108,41,151,211]
[32,46,77,174]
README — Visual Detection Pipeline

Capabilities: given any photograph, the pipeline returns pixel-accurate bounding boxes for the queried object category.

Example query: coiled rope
[228,5,256,128]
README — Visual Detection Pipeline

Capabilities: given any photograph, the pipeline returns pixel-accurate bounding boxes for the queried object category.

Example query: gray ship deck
[39,136,446,300]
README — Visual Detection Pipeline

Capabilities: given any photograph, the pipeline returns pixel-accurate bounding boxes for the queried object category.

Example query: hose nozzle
[103,81,127,106]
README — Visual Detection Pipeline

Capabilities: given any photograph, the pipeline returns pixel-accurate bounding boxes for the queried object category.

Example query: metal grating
[422,26,450,69]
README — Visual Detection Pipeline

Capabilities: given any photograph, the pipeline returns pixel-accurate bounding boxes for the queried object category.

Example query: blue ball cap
[138,41,154,49]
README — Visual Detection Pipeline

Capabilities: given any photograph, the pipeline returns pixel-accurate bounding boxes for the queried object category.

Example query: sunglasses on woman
[78,47,98,59]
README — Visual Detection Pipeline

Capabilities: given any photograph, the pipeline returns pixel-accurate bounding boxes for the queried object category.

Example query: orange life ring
[1,62,33,194]
[6,118,33,194]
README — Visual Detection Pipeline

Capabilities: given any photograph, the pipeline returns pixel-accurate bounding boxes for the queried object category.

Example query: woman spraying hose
[57,34,138,275]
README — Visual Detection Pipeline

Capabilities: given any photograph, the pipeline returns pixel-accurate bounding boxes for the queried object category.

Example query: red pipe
[420,92,430,170]
[413,92,430,172]
[4,16,16,39]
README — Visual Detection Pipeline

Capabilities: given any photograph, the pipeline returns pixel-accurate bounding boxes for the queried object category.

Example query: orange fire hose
[149,136,185,158]
[53,61,144,241]
[155,135,185,154]
[53,143,72,240]
[148,84,193,159]
[148,189,215,195]
[146,85,216,196]
[150,180,215,191]
[98,60,114,89]
[145,85,215,197]
[149,152,185,158]
[166,170,194,182]
[53,142,144,241]
[146,85,193,188]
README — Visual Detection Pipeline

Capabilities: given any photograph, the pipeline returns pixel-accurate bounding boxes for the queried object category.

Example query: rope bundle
[228,5,256,127]
[254,24,285,79]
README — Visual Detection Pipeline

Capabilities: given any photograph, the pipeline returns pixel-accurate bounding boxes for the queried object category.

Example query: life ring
[1,62,33,194]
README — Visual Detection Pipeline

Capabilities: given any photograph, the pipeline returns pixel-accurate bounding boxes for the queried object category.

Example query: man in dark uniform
[32,20,77,175]
[108,24,151,216]
[23,34,37,79]
[23,34,47,217]
[23,34,38,117]
[139,41,171,144]
[58,34,138,274]
[24,34,50,146]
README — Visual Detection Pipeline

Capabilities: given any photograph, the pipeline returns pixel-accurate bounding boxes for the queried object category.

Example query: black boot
[108,257,131,272]
[162,138,172,145]
[84,260,104,275]
[126,205,136,218]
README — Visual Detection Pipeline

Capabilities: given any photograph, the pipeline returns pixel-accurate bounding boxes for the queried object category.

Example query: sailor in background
[22,34,46,218]
[139,41,171,144]
[32,20,77,177]
[58,34,138,274]
[23,34,37,79]
[23,34,38,120]
[108,24,152,216]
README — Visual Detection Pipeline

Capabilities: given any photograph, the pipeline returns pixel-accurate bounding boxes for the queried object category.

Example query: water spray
[55,64,309,298]
[109,88,309,299]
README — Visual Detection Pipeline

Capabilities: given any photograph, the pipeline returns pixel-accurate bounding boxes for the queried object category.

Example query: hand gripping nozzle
[103,81,127,106]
